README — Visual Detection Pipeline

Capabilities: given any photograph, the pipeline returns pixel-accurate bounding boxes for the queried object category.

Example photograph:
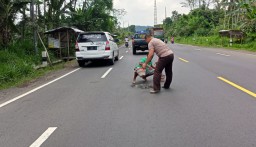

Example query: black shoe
[162,86,170,89]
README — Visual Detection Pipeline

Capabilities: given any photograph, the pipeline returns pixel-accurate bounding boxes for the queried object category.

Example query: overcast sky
[113,0,191,27]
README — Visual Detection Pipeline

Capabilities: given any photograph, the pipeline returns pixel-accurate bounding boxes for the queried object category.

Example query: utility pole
[154,0,157,26]
[31,0,38,54]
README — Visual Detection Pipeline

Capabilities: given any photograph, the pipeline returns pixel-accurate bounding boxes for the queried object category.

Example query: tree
[166,7,224,37]
[239,0,256,32]
[163,17,173,36]
[180,0,197,10]
[44,0,75,29]
[128,25,136,33]
[0,0,30,47]
[65,0,117,32]
[171,11,181,22]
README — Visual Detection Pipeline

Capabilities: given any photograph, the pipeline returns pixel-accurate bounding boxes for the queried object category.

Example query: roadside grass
[176,36,256,52]
[0,59,71,90]
[0,40,75,90]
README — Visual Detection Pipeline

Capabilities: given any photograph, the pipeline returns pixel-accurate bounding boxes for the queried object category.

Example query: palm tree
[239,0,256,32]
[221,0,241,29]
[44,0,75,29]
[66,0,116,32]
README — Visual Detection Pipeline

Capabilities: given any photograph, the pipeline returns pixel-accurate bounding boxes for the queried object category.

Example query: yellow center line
[218,77,256,98]
[178,57,189,63]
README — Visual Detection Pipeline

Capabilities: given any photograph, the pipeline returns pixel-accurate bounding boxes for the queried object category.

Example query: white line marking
[195,49,201,51]
[216,53,230,56]
[0,68,80,109]
[126,51,128,53]
[119,56,124,60]
[101,68,113,79]
[247,53,256,57]
[30,127,57,147]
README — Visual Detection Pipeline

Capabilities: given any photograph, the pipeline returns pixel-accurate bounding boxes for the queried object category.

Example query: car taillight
[105,41,110,50]
[75,41,79,51]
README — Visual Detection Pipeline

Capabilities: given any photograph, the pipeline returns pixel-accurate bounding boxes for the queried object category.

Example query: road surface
[0,43,256,147]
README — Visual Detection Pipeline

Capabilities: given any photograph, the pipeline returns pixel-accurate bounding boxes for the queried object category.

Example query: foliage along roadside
[0,39,66,90]
[0,52,70,91]
[163,1,256,51]
[175,36,256,52]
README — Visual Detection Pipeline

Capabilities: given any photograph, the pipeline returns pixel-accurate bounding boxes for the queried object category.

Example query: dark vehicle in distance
[132,33,148,55]
[150,27,165,42]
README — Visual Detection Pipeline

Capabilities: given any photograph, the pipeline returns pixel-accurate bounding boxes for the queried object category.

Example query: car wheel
[109,53,115,65]
[133,47,136,55]
[77,60,85,67]
[115,51,119,61]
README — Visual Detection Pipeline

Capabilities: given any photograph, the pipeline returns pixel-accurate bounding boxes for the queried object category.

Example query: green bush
[0,50,34,85]
[0,40,41,88]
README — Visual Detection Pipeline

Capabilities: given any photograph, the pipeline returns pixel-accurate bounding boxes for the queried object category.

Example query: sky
[113,0,191,27]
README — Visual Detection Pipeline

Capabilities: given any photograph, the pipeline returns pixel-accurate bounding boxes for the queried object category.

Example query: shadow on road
[131,81,153,89]
[133,52,148,56]
[81,61,113,68]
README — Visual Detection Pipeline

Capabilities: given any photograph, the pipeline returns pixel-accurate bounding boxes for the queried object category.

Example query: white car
[75,31,119,67]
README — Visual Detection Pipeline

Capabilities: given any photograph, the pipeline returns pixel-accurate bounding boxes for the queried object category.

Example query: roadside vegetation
[163,0,256,52]
[176,36,256,52]
[0,0,131,89]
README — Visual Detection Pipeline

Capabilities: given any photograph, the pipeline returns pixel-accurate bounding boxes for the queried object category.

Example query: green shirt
[135,57,152,69]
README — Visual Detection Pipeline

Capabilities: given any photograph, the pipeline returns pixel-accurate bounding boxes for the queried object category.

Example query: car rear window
[134,34,146,39]
[78,33,107,42]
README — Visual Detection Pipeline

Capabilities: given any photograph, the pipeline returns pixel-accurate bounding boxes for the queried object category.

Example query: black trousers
[153,54,174,91]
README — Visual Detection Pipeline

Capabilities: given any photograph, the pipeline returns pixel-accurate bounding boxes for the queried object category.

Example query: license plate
[140,45,147,48]
[87,46,97,50]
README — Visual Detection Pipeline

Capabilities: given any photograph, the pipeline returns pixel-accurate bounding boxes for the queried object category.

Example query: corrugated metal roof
[44,27,84,34]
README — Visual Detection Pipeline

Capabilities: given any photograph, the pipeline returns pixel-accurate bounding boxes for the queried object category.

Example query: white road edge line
[195,49,201,51]
[247,53,256,57]
[0,68,80,109]
[119,56,124,60]
[216,53,230,56]
[30,127,57,147]
[101,68,113,79]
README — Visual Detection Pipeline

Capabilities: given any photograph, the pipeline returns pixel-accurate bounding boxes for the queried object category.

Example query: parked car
[132,33,148,55]
[75,31,119,66]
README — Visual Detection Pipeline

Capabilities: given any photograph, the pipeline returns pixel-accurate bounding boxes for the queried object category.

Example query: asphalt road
[0,42,256,147]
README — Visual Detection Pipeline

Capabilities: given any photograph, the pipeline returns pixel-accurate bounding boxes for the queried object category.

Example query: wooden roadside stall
[44,27,84,60]
[219,30,246,46]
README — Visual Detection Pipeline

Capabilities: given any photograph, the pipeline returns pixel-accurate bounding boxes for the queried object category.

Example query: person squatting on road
[133,53,155,84]
[142,34,174,94]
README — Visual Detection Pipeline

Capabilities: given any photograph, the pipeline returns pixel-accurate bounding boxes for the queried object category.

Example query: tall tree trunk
[22,6,26,40]
[47,0,53,29]
[74,0,77,10]
[44,0,46,31]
